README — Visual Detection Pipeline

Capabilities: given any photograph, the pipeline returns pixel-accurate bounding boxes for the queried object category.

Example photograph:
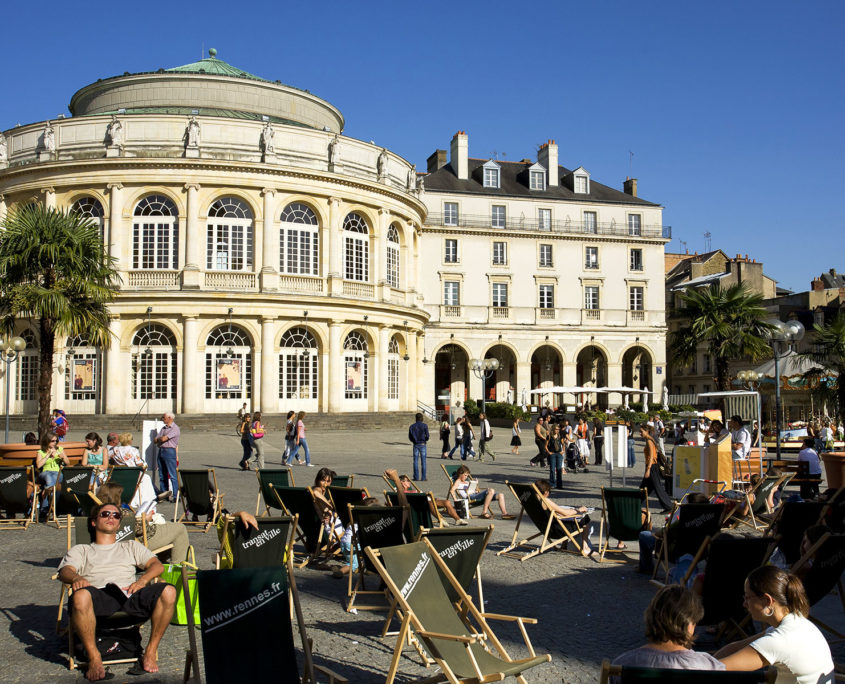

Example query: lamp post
[469,357,499,413]
[2,336,26,443]
[764,319,805,461]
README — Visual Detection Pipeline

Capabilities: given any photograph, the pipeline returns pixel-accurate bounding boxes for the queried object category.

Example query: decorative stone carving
[0,132,7,168]
[184,116,200,158]
[42,122,55,152]
[407,164,417,192]
[260,121,275,161]
[377,147,387,180]
[106,116,123,147]
[328,135,339,168]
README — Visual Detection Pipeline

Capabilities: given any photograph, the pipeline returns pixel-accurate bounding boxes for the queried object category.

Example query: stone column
[328,321,343,412]
[405,330,417,411]
[0,194,7,223]
[106,183,124,279]
[261,316,277,412]
[327,197,344,296]
[377,209,389,301]
[607,362,623,408]
[376,325,390,411]
[417,333,430,411]
[41,186,56,209]
[260,188,279,291]
[182,183,201,289]
[104,316,123,414]
[412,226,422,304]
[515,362,531,405]
[182,315,201,413]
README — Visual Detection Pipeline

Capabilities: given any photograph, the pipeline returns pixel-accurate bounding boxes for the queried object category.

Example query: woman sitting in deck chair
[534,479,597,558]
[449,465,515,520]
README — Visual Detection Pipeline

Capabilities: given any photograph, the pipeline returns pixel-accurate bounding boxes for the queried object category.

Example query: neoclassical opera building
[0,51,669,417]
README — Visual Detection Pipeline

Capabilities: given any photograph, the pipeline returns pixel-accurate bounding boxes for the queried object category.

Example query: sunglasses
[49,439,58,443]
[98,510,122,520]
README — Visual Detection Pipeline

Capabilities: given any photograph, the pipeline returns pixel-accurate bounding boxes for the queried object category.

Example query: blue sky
[3,0,842,292]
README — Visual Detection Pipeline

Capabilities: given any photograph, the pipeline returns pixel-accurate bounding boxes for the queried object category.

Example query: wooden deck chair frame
[650,503,726,584]
[597,487,650,563]
[497,481,586,561]
[174,468,223,532]
[254,468,295,517]
[599,659,777,683]
[0,465,38,530]
[268,483,337,569]
[384,490,445,539]
[104,465,144,510]
[382,472,422,493]
[366,538,551,684]
[726,471,792,531]
[441,463,484,517]
[790,531,845,639]
[763,500,828,567]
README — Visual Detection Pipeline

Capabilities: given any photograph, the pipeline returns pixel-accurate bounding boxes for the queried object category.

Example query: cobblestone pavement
[2,425,843,683]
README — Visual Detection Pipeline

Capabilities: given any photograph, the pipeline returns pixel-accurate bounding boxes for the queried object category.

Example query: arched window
[388,335,400,400]
[343,331,368,399]
[386,223,400,288]
[65,335,99,401]
[71,196,104,219]
[15,329,39,401]
[207,198,253,272]
[343,212,369,282]
[131,324,177,400]
[205,325,252,400]
[133,195,179,270]
[278,327,318,400]
[279,203,319,276]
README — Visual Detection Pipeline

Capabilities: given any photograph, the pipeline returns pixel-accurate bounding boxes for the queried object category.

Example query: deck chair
[419,525,493,609]
[651,503,725,584]
[441,463,483,516]
[182,565,347,684]
[821,488,845,532]
[0,465,38,529]
[383,472,422,493]
[385,490,444,539]
[331,474,354,488]
[327,485,370,529]
[726,471,791,531]
[599,659,777,683]
[50,466,96,524]
[105,466,144,509]
[497,481,587,561]
[347,504,407,612]
[765,501,827,566]
[255,468,295,516]
[268,483,334,568]
[791,532,845,639]
[597,487,650,563]
[216,514,296,569]
[174,468,223,532]
[367,538,551,684]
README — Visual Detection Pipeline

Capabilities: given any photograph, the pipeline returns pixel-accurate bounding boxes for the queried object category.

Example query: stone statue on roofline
[407,164,417,191]
[0,132,7,166]
[185,117,200,148]
[106,116,123,147]
[260,121,275,154]
[377,147,387,180]
[42,122,55,152]
[328,135,339,167]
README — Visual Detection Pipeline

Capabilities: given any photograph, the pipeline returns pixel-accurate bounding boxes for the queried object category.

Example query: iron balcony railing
[426,213,671,239]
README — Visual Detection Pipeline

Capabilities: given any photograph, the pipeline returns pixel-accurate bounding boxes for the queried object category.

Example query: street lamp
[764,318,805,460]
[1,335,26,443]
[737,369,761,389]
[469,356,499,413]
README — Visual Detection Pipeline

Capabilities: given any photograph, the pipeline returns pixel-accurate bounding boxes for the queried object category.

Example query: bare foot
[142,649,159,674]
[86,657,106,681]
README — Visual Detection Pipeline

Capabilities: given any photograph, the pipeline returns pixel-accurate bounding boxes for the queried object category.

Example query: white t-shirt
[59,540,154,589]
[750,613,833,684]
[731,426,752,460]
[798,447,822,476]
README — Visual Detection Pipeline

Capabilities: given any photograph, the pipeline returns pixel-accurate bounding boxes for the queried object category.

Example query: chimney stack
[427,149,447,173]
[623,177,638,197]
[450,131,468,180]
[811,278,824,292]
[537,140,559,186]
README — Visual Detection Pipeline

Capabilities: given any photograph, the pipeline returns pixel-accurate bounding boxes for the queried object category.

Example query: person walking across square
[408,413,430,481]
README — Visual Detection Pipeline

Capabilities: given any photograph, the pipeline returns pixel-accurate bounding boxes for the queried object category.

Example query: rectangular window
[584,211,597,234]
[443,281,460,306]
[388,358,399,400]
[539,243,553,267]
[539,284,554,309]
[491,205,506,229]
[483,167,500,188]
[386,245,399,287]
[628,214,642,236]
[630,248,643,271]
[585,246,599,269]
[688,384,696,395]
[16,354,38,401]
[344,235,368,281]
[133,221,178,270]
[703,384,711,393]
[538,208,551,231]
[584,286,599,310]
[703,355,712,372]
[444,202,458,226]
[575,175,588,193]
[530,170,545,191]
[444,238,458,263]
[492,241,507,265]
[280,228,319,276]
[629,286,644,311]
[492,283,508,307]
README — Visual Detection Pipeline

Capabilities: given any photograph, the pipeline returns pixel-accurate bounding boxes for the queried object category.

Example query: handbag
[160,546,199,625]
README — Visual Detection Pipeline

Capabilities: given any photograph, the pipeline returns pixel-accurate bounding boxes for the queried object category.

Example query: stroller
[565,440,588,472]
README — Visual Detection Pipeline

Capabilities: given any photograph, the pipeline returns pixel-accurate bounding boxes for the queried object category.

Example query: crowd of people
[236,406,313,470]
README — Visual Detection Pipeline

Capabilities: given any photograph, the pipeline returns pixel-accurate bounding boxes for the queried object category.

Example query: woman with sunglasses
[35,432,70,514]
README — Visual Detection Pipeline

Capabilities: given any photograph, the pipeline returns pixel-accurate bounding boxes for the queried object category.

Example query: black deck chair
[347,504,407,612]
[791,532,845,638]
[254,468,295,516]
[765,501,827,566]
[597,487,650,563]
[327,485,370,529]
[105,466,144,509]
[182,565,347,684]
[268,483,332,568]
[385,490,443,540]
[51,466,95,523]
[497,481,587,561]
[382,472,422,493]
[651,503,725,584]
[441,462,484,516]
[331,474,354,488]
[175,468,223,532]
[0,465,37,529]
[216,515,296,570]
[819,487,845,532]
[599,660,777,683]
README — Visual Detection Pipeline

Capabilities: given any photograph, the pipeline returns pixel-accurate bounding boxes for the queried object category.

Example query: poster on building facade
[216,358,241,391]
[73,359,95,392]
[346,360,362,392]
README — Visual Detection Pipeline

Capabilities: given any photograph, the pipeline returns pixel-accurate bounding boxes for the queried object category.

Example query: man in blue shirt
[408,413,430,481]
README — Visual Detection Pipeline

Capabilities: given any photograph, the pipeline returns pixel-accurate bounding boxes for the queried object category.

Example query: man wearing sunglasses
[58,503,176,681]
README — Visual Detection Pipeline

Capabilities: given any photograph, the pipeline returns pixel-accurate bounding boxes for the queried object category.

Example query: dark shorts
[79,582,168,620]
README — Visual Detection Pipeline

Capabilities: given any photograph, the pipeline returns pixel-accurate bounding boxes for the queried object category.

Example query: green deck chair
[651,503,725,584]
[330,474,354,488]
[0,465,37,529]
[175,469,223,532]
[441,463,483,517]
[599,660,776,683]
[105,466,144,509]
[497,481,587,561]
[217,515,296,570]
[255,468,295,516]
[268,483,333,568]
[382,472,421,493]
[727,471,791,531]
[327,485,370,529]
[765,500,826,566]
[367,539,551,684]
[347,504,406,612]
[51,466,96,524]
[597,487,650,563]
[385,490,442,540]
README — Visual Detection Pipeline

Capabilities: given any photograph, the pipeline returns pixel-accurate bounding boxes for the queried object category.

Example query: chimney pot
[537,139,559,187]
[427,149,447,173]
[623,177,638,197]
[450,131,469,180]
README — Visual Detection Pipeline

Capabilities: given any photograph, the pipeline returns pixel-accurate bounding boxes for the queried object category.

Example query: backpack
[55,418,68,437]
[77,624,143,661]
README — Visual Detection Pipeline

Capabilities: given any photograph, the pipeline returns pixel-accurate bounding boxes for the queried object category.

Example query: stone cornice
[419,224,668,245]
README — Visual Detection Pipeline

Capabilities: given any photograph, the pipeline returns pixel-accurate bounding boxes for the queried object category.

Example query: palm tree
[670,283,773,391]
[0,205,120,436]
[801,313,845,425]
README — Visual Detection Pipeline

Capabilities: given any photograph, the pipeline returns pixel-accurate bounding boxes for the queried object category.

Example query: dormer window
[572,166,590,194]
[482,160,501,188]
[528,163,546,191]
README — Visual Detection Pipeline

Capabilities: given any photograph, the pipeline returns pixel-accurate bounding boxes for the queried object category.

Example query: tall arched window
[278,327,318,400]
[71,196,105,240]
[131,324,177,400]
[65,335,99,401]
[207,198,253,272]
[343,212,369,282]
[386,223,400,288]
[279,203,319,276]
[388,335,400,400]
[133,195,179,270]
[15,329,39,401]
[343,331,368,399]
[205,325,252,400]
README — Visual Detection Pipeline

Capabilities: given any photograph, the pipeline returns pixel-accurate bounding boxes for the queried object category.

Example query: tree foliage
[801,313,845,424]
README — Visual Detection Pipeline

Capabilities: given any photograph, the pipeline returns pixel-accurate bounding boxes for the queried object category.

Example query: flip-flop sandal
[479,512,493,519]
[615,543,627,550]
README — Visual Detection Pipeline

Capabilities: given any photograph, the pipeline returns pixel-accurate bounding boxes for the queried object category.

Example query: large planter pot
[0,442,87,467]
[821,451,845,490]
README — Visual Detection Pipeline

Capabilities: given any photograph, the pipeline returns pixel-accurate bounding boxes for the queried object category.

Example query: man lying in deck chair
[57,502,176,681]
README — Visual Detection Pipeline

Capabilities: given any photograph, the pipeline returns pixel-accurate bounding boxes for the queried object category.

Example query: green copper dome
[165,49,267,82]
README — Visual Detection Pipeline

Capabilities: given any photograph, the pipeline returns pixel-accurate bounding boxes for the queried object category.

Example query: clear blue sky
[3,0,842,293]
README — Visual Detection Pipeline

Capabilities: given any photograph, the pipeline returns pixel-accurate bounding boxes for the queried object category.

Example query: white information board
[603,424,629,471]
[141,419,164,472]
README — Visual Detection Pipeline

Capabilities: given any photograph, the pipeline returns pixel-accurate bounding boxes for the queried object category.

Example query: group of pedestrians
[436,413,499,464]
[236,407,312,470]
